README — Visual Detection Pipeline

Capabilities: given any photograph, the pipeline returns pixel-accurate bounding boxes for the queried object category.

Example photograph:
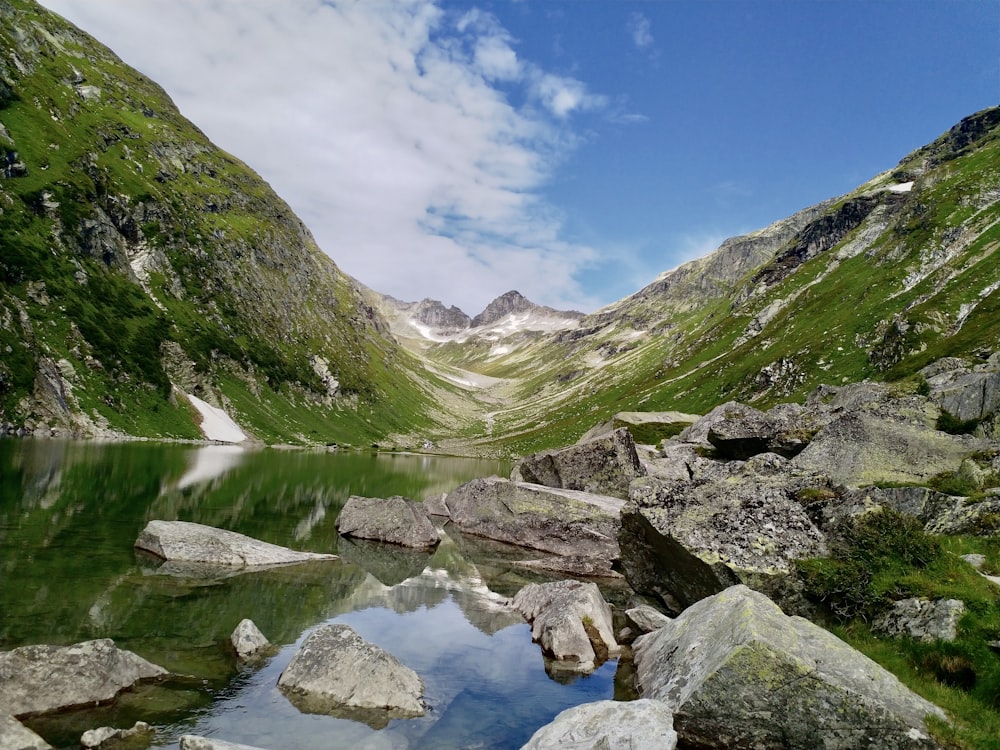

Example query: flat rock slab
[135,520,337,566]
[519,699,678,750]
[445,476,623,559]
[634,585,945,750]
[336,495,440,548]
[277,623,424,728]
[180,737,270,750]
[0,639,168,717]
[0,714,51,750]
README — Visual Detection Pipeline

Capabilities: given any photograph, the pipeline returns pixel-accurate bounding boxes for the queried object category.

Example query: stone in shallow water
[180,737,269,750]
[230,618,270,659]
[519,699,678,750]
[277,623,424,728]
[335,495,440,549]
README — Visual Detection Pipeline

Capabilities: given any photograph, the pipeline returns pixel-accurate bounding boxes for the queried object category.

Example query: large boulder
[634,585,945,750]
[511,581,619,671]
[922,355,1000,431]
[277,624,424,727]
[335,495,440,549]
[511,428,644,499]
[519,699,678,750]
[0,714,51,750]
[792,412,978,486]
[0,639,167,716]
[445,477,623,560]
[620,457,827,614]
[135,520,337,566]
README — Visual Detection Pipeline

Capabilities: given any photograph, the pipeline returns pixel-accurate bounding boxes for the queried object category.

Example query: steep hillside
[438,107,1000,455]
[0,0,446,445]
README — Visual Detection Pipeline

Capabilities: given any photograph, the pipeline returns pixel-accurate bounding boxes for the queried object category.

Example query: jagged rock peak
[471,290,580,328]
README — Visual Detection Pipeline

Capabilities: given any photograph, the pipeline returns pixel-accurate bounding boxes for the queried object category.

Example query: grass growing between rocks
[798,512,1000,749]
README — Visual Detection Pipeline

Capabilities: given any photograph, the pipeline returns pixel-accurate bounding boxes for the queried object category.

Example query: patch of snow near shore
[888,181,914,193]
[187,394,248,443]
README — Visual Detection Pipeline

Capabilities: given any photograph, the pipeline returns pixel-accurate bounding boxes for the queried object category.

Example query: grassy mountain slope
[432,107,1000,455]
[0,0,450,445]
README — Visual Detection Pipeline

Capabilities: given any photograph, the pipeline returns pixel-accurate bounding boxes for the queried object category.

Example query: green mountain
[0,0,450,446]
[427,106,1000,456]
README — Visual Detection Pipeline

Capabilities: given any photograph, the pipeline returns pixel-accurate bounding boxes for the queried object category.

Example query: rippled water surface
[0,439,625,749]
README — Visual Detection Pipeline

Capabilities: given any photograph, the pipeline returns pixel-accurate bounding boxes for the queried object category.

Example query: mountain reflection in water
[1,440,625,750]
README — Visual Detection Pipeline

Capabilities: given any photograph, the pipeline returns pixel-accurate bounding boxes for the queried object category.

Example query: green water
[0,439,625,749]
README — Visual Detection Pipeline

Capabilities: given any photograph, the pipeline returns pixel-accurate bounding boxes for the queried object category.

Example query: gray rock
[706,402,777,459]
[422,492,450,518]
[180,738,270,750]
[445,476,623,559]
[0,714,51,750]
[923,496,1000,536]
[634,585,945,750]
[277,624,424,727]
[873,598,967,642]
[792,411,978,486]
[335,495,440,548]
[625,605,671,635]
[135,520,337,566]
[676,401,747,448]
[511,428,645,499]
[621,468,826,614]
[230,619,270,659]
[923,362,1000,424]
[519,699,678,750]
[0,639,167,716]
[962,553,986,569]
[511,581,620,670]
[81,721,152,749]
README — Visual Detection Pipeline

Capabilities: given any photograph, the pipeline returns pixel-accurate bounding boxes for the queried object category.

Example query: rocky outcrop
[511,581,619,671]
[922,354,1000,435]
[0,714,51,750]
[230,619,270,659]
[873,598,967,643]
[445,477,623,560]
[634,586,944,750]
[135,520,337,566]
[622,454,827,614]
[512,428,645,499]
[335,495,440,549]
[519,699,678,750]
[0,639,167,716]
[277,624,424,727]
[81,722,152,750]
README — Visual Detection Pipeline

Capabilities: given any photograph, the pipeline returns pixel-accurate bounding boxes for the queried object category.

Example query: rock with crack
[634,585,945,750]
[277,623,424,728]
[445,476,623,561]
[0,639,167,717]
[335,495,440,549]
[135,520,337,566]
[511,427,645,499]
[511,580,620,672]
[519,699,678,750]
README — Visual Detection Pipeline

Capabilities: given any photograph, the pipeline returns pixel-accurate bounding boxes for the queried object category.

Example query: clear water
[0,439,628,750]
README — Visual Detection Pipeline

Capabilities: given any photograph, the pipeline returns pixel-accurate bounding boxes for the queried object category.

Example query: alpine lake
[0,439,632,750]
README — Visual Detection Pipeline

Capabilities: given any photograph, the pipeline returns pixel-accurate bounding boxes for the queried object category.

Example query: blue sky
[39,1,999,314]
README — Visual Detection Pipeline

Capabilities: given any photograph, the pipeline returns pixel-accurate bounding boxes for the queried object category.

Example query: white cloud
[627,12,654,49]
[38,0,607,314]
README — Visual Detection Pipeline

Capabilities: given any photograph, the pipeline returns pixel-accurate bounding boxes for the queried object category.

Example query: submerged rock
[277,623,424,727]
[0,639,167,716]
[180,738,270,750]
[335,495,440,549]
[519,699,677,750]
[512,580,619,671]
[634,585,944,750]
[511,427,644,499]
[81,721,153,750]
[445,476,623,560]
[135,520,337,566]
